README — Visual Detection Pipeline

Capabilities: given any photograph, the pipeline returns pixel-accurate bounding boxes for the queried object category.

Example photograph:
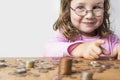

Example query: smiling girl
[44,0,120,60]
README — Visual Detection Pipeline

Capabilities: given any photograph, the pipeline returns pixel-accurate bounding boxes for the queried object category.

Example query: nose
[85,10,94,19]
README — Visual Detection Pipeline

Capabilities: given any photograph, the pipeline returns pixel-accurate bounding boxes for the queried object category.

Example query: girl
[44,0,120,59]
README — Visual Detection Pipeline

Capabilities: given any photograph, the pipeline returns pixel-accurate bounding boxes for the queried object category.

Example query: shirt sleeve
[43,31,82,57]
[109,33,120,53]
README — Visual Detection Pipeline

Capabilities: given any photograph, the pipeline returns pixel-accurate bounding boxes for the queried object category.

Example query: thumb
[112,47,118,58]
[117,53,120,60]
[111,45,120,59]
[117,46,120,60]
[94,39,105,46]
[100,47,110,55]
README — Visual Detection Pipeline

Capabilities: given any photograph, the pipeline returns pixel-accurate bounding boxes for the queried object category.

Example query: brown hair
[53,0,111,40]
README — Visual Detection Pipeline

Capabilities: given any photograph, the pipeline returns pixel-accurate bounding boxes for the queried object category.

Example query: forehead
[71,0,104,5]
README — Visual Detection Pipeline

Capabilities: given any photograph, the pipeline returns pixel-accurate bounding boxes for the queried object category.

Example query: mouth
[82,22,96,25]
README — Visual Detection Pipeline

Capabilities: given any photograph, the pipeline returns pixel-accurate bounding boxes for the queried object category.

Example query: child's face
[70,0,104,36]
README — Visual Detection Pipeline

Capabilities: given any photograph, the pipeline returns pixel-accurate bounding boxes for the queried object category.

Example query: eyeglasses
[70,7,104,17]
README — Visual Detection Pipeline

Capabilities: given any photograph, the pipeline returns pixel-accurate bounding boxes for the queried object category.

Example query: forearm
[68,42,83,57]
[43,42,71,57]
[43,30,84,57]
[43,40,84,57]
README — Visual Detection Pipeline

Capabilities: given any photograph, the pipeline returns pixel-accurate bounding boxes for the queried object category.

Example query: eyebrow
[76,3,84,5]
[96,2,104,4]
[96,1,104,4]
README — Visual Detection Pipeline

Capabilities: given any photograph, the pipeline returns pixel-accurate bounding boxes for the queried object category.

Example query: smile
[82,22,96,25]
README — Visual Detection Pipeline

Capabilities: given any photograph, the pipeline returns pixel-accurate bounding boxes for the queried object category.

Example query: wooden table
[0,57,120,80]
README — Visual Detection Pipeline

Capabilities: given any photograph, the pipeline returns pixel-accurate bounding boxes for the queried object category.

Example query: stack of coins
[58,57,72,75]
[81,70,93,80]
[25,60,35,69]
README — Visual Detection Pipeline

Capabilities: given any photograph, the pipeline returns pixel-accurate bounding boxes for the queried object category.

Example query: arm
[110,33,120,59]
[70,39,110,59]
[43,31,82,57]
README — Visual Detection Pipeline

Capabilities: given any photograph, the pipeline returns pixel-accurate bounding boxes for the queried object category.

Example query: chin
[82,30,94,33]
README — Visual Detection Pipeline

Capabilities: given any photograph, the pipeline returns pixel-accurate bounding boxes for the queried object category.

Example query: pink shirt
[43,31,120,57]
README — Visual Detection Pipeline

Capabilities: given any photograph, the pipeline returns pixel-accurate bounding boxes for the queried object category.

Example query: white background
[0,0,120,57]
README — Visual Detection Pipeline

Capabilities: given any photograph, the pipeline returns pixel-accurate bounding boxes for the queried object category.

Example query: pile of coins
[0,57,119,80]
[81,70,93,80]
[8,59,40,77]
[25,60,35,69]
[58,57,73,75]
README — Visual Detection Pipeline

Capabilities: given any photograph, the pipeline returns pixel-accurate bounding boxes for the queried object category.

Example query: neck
[81,31,97,37]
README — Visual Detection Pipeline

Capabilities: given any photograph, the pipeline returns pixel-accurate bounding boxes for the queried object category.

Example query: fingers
[118,53,120,60]
[116,45,120,60]
[89,56,95,59]
[112,46,118,58]
[92,46,102,55]
[112,45,120,60]
[90,46,110,59]
[90,53,99,59]
[83,49,99,59]
[100,47,110,55]
[94,39,105,46]
[117,53,120,60]
[92,39,109,55]
[90,49,100,59]
[84,54,95,59]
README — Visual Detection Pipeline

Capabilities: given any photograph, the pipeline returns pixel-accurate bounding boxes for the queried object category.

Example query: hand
[71,39,110,59]
[112,44,120,60]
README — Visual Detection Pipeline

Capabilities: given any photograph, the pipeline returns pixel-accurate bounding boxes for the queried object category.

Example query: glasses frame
[70,7,104,17]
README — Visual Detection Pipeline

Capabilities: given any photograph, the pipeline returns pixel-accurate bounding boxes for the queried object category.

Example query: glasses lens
[75,9,86,16]
[93,9,104,16]
[75,8,104,16]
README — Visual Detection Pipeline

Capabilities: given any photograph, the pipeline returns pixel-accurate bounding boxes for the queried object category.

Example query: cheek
[96,16,104,26]
[70,12,82,27]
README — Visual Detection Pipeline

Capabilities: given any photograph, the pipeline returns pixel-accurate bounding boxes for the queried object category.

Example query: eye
[76,6,84,9]
[93,6,103,9]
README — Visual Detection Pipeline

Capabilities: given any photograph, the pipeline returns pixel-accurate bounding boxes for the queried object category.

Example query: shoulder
[109,33,119,39]
[107,33,120,42]
[49,30,69,42]
[54,30,66,38]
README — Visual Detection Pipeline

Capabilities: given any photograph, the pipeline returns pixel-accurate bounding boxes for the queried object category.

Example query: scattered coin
[89,61,102,67]
[14,68,27,74]
[0,59,5,62]
[81,70,94,80]
[0,62,7,67]
[30,73,40,77]
[39,69,48,73]
[101,64,109,69]
[96,68,105,73]
[52,74,63,80]
[69,75,77,79]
